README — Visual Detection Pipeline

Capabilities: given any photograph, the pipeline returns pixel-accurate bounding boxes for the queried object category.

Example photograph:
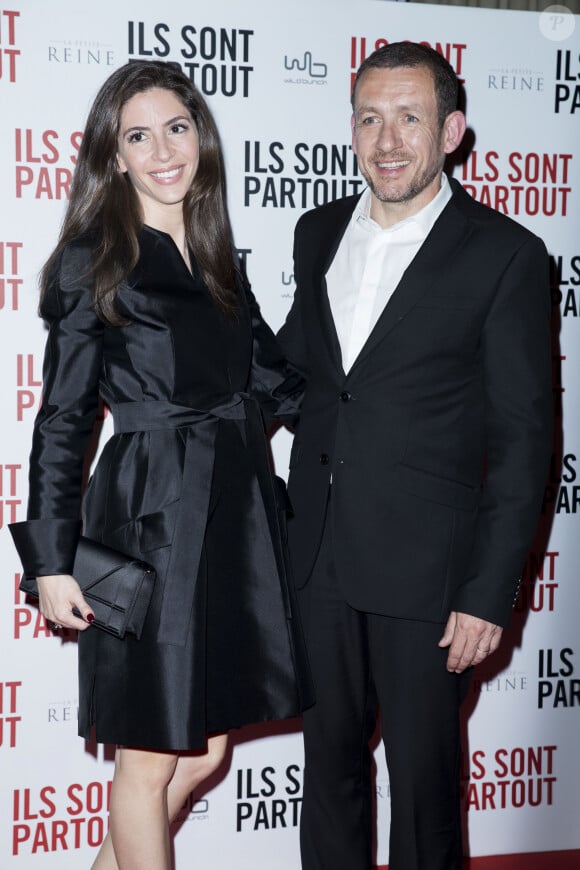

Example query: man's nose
[376,120,403,152]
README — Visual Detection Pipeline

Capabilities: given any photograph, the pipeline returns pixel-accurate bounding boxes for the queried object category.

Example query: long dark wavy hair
[41,60,237,323]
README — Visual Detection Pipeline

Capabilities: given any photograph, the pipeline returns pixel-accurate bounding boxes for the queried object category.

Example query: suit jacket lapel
[347,189,473,378]
[312,195,360,375]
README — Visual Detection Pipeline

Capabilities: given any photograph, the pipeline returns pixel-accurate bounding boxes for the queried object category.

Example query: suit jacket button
[320,453,329,465]
[340,391,352,402]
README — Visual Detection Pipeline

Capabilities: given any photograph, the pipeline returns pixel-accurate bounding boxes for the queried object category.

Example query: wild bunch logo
[281,266,294,300]
[0,9,20,83]
[283,50,328,86]
[127,20,254,97]
[174,795,209,824]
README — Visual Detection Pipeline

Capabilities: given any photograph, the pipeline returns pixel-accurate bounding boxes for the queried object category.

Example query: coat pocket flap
[394,463,480,511]
[137,500,179,552]
[416,295,475,310]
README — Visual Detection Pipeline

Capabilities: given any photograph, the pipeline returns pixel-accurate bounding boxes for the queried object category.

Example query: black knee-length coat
[11,225,312,750]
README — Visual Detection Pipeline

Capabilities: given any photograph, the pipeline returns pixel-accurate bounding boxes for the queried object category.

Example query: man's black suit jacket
[278,178,553,628]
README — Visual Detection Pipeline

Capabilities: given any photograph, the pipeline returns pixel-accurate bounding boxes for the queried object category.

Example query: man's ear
[443,111,467,155]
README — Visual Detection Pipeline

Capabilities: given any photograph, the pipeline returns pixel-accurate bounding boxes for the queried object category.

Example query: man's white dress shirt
[326,175,452,373]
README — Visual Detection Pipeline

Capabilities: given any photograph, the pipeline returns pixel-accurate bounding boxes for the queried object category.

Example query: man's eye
[360,116,379,126]
[405,115,418,123]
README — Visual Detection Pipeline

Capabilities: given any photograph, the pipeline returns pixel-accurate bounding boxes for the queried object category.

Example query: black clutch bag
[16,536,156,640]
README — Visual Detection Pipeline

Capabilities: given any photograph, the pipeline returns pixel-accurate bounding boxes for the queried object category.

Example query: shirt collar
[355,173,452,235]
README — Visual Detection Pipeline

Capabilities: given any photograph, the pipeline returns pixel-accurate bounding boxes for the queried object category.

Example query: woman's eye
[127,131,145,143]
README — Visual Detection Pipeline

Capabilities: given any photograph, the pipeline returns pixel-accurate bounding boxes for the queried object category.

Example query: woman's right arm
[10,242,105,630]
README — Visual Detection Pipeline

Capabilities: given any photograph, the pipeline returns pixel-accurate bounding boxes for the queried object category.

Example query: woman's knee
[205,733,228,772]
[114,747,179,794]
[179,733,228,788]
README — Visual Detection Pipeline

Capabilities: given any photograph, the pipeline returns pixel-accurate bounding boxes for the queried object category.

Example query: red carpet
[376,851,580,869]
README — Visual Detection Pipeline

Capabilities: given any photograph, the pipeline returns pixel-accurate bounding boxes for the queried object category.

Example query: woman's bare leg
[107,747,177,870]
[167,734,228,821]
[91,734,228,870]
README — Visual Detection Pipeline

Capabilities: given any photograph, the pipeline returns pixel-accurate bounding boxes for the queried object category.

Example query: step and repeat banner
[1,1,578,867]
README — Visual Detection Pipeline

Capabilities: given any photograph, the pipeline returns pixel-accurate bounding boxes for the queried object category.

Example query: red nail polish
[86,613,95,623]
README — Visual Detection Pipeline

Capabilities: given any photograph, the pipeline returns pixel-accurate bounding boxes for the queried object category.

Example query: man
[277,43,553,870]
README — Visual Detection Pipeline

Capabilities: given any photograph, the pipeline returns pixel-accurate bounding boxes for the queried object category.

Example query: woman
[10,60,311,869]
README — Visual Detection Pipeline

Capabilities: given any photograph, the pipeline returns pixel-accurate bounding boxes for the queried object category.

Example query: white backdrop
[1,1,579,867]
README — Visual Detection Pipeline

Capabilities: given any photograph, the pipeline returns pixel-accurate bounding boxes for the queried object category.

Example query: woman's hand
[37,574,95,631]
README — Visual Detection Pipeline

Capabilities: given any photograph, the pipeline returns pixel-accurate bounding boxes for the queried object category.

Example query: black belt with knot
[110,394,278,647]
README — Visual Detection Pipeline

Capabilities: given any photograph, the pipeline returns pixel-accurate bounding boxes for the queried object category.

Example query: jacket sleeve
[9,243,104,577]
[240,266,305,430]
[451,234,553,626]
[276,216,311,381]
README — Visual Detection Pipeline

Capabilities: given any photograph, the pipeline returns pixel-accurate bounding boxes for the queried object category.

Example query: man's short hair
[351,42,459,127]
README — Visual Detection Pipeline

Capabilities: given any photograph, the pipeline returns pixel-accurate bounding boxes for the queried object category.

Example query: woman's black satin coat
[12,227,312,750]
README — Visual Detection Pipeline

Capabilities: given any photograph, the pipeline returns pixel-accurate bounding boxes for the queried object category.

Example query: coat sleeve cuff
[9,519,82,577]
